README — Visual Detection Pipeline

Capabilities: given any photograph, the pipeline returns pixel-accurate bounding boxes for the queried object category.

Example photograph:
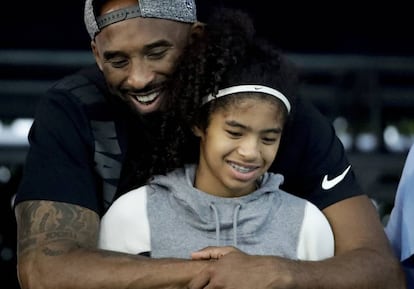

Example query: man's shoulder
[50,64,107,103]
[289,96,333,133]
[37,64,124,129]
[276,98,331,159]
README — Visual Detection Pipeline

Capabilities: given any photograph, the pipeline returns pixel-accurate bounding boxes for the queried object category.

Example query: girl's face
[193,96,285,197]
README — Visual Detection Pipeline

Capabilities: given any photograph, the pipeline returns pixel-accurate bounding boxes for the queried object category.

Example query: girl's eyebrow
[225,120,245,129]
[263,128,283,134]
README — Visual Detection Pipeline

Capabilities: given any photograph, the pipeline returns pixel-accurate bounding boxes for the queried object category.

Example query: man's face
[92,16,193,115]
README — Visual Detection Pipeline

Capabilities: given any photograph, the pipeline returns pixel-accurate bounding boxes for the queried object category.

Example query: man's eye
[110,59,128,68]
[147,49,168,60]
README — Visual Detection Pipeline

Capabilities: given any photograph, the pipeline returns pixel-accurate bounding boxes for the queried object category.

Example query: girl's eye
[262,137,277,145]
[226,130,242,137]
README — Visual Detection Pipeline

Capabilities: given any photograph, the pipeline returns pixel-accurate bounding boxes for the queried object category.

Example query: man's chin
[134,105,160,115]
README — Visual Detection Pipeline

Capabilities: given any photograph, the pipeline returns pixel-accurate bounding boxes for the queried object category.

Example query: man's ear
[91,40,103,71]
[189,21,205,44]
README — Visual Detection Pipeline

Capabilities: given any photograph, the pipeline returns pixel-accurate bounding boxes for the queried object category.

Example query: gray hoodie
[99,164,334,260]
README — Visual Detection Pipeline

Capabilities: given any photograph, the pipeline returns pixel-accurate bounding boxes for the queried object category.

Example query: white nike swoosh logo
[322,165,351,190]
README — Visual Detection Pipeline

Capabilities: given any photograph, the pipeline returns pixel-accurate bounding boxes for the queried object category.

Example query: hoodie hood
[149,164,285,246]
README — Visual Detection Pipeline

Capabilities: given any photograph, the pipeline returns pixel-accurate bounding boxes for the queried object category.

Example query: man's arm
[188,195,406,289]
[15,200,206,289]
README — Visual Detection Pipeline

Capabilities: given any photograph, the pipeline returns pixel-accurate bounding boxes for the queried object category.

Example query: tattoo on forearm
[45,231,77,241]
[43,247,65,256]
[16,201,99,255]
[39,212,50,232]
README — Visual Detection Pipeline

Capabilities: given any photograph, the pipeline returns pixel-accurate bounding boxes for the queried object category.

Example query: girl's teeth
[230,163,255,173]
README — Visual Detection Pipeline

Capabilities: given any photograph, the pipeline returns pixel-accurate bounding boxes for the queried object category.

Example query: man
[14,0,405,288]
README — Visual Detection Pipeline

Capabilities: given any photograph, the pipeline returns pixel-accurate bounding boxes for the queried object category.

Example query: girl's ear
[192,125,203,137]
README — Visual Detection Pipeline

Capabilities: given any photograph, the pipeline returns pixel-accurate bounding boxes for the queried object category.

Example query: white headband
[202,85,291,113]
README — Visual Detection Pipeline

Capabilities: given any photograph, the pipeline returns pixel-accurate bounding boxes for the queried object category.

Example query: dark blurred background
[1,1,413,287]
[1,1,413,54]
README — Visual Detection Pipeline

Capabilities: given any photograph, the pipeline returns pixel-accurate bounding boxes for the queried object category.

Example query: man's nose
[126,60,155,89]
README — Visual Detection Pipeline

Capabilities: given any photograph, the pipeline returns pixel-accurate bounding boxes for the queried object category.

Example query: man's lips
[134,91,159,105]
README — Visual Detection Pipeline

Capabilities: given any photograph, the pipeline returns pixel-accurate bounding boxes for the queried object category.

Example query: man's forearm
[15,200,206,289]
[188,248,406,289]
[18,246,206,289]
[268,248,405,289]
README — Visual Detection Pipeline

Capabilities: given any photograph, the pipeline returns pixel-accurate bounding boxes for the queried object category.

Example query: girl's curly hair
[120,7,299,193]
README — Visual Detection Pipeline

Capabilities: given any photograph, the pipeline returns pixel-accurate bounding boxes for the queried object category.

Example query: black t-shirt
[271,95,361,209]
[15,64,362,216]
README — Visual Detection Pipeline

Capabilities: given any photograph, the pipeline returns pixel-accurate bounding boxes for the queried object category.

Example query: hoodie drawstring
[209,203,220,246]
[210,203,242,247]
[233,204,241,247]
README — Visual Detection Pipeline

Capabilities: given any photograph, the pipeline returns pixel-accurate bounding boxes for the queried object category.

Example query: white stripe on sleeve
[296,202,335,260]
[98,186,151,254]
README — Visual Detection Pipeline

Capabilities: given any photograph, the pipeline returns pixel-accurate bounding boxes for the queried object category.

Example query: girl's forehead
[217,94,283,111]
[215,99,282,119]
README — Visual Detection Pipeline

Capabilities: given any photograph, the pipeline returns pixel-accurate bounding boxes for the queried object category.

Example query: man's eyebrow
[143,40,173,51]
[103,50,126,60]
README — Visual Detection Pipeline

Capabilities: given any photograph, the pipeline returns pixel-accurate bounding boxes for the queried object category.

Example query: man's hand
[189,249,296,289]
